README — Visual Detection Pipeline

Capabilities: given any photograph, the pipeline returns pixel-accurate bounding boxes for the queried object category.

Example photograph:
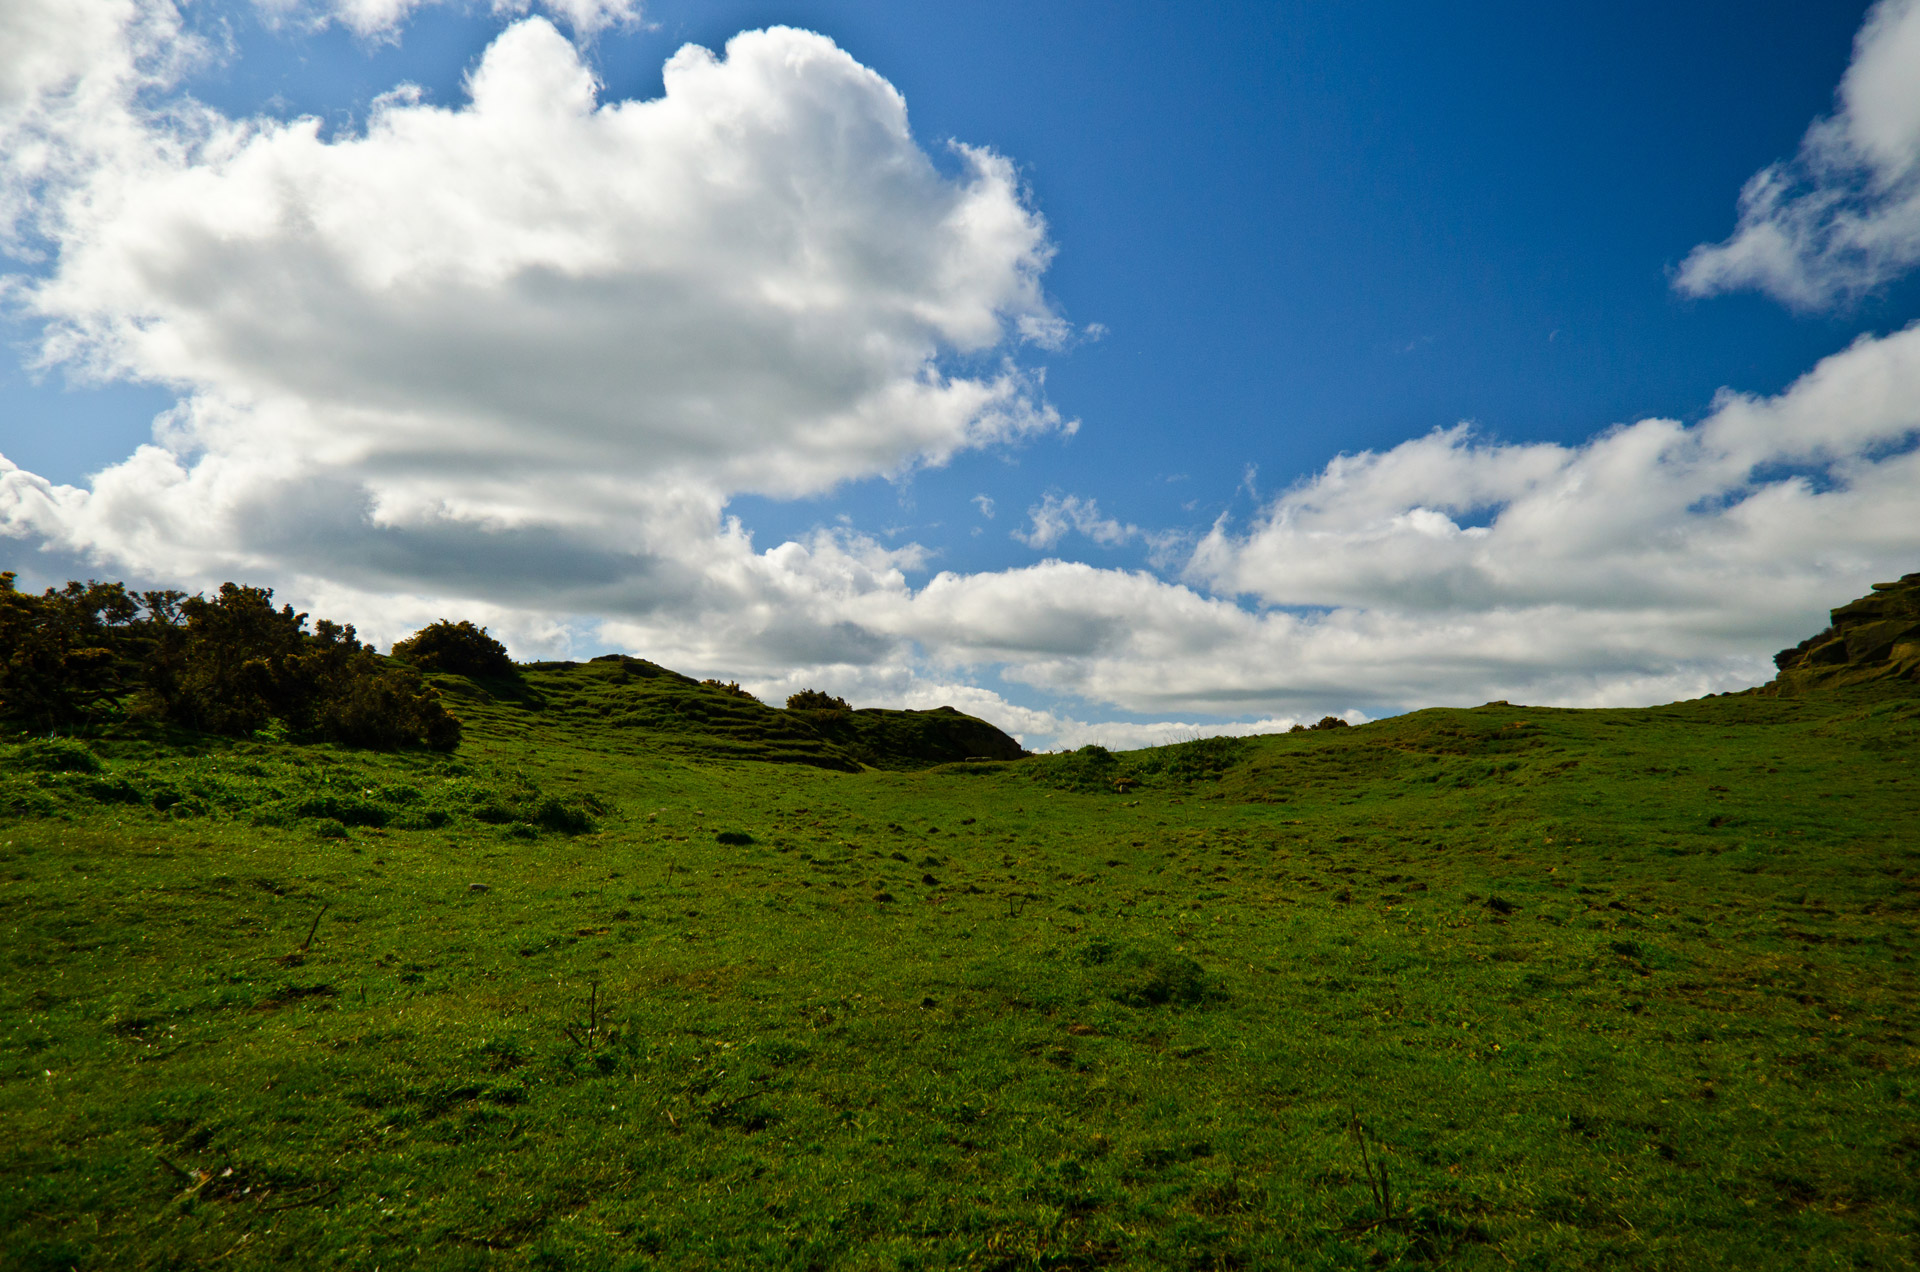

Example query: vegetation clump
[390,619,517,678]
[1,574,460,750]
[786,689,852,712]
[1024,735,1251,793]
[1289,715,1351,733]
[0,574,165,730]
[1080,939,1221,1008]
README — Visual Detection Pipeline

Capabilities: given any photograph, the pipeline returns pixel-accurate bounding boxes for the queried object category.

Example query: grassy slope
[2,674,1917,1271]
[437,660,1025,774]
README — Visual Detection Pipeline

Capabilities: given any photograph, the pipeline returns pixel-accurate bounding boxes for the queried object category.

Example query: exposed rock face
[1765,573,1920,694]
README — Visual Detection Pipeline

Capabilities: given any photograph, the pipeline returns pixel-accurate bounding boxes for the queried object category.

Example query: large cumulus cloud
[3,13,1064,600]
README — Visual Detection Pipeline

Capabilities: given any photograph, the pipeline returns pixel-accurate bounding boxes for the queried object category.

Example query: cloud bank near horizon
[2,1,1919,749]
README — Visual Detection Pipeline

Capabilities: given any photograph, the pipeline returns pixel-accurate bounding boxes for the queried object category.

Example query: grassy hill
[433,656,1027,775]
[2,652,1917,1267]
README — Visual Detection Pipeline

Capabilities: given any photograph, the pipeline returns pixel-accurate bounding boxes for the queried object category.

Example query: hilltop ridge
[432,653,1027,772]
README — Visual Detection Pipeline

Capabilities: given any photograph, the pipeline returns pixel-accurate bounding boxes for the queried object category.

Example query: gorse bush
[786,689,851,712]
[317,658,463,751]
[154,584,461,750]
[391,620,516,678]
[0,574,168,730]
[0,574,461,751]
[1077,938,1222,1008]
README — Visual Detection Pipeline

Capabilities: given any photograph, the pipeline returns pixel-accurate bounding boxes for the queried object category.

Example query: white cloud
[0,0,145,112]
[1165,323,1920,706]
[1191,324,1920,618]
[0,0,205,250]
[3,15,1066,599]
[1676,0,1920,308]
[1012,491,1137,549]
[253,0,642,40]
[971,493,994,519]
[575,312,1917,726]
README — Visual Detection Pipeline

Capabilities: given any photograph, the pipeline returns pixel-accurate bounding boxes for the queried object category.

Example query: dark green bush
[1,576,462,751]
[1074,939,1220,1008]
[0,573,175,730]
[786,689,851,712]
[318,662,463,750]
[84,777,142,804]
[528,794,597,834]
[391,620,516,678]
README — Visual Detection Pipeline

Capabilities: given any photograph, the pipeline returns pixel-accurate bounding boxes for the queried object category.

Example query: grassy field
[3,664,1917,1270]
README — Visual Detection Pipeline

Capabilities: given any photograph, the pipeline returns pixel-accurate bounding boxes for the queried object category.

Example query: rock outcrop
[1764,573,1920,694]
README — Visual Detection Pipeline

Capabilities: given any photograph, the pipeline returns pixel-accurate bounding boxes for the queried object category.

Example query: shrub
[0,572,176,730]
[391,620,516,678]
[528,794,598,834]
[318,663,463,751]
[786,689,851,712]
[290,792,388,827]
[702,679,759,701]
[150,584,461,750]
[1289,716,1350,733]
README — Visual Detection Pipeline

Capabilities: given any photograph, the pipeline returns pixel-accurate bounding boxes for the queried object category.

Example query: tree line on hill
[0,573,519,749]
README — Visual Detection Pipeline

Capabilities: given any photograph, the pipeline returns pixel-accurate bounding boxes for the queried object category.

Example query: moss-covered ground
[3,666,1917,1269]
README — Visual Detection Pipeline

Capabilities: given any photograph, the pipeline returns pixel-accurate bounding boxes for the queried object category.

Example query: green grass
[3,673,1918,1270]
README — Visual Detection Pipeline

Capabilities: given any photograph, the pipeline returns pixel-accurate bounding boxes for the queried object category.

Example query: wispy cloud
[1676,0,1920,309]
[252,0,645,40]
[1012,491,1137,549]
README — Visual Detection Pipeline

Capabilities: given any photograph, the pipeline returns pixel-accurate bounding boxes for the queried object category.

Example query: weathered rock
[1763,573,1920,694]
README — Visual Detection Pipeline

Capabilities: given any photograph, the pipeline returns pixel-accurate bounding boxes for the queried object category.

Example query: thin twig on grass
[1347,1109,1394,1227]
[301,903,329,952]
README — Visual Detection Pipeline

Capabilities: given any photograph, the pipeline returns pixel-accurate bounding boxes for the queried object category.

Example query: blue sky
[4,0,1919,745]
